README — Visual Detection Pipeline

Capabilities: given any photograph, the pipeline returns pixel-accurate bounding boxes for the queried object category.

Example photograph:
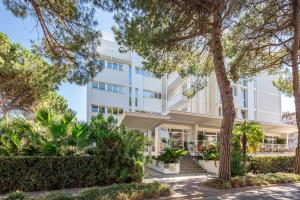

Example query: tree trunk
[291,0,300,174]
[211,2,236,181]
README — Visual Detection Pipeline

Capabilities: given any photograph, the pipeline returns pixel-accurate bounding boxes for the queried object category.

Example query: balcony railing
[167,92,188,109]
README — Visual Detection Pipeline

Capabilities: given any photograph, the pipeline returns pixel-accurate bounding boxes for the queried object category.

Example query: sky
[0,4,295,121]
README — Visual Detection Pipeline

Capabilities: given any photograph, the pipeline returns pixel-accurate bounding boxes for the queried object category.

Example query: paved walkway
[144,169,300,199]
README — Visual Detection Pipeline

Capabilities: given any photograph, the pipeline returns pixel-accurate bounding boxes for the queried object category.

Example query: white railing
[187,143,204,167]
[253,143,295,155]
[167,92,188,108]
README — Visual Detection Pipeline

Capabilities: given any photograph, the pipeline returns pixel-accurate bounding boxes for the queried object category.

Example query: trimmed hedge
[248,156,294,174]
[0,156,140,194]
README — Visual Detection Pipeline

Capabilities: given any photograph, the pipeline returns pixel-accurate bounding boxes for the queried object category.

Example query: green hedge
[248,156,294,174]
[0,156,140,194]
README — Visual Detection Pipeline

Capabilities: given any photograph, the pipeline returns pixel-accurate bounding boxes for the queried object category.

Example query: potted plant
[198,144,220,174]
[150,148,187,174]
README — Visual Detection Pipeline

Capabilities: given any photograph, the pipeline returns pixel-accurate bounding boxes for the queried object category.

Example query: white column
[155,127,160,156]
[147,130,152,156]
[191,124,198,145]
[286,133,289,148]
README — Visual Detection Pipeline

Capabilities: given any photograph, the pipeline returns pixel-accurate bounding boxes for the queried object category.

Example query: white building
[87,39,296,157]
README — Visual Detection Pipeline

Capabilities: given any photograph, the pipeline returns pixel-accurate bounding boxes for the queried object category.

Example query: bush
[203,145,219,160]
[0,155,140,194]
[154,148,187,163]
[4,191,27,200]
[248,156,294,174]
[206,173,300,189]
[75,182,171,200]
[39,192,73,200]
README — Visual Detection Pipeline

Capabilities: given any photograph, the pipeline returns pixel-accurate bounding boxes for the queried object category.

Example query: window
[135,67,143,75]
[106,84,113,92]
[92,105,99,113]
[92,81,98,89]
[143,90,162,99]
[129,87,132,106]
[240,78,248,86]
[113,85,118,93]
[107,107,113,114]
[240,89,248,108]
[98,60,105,67]
[113,107,118,115]
[119,108,123,114]
[129,66,132,85]
[143,90,153,98]
[135,88,138,107]
[232,86,237,96]
[99,106,105,114]
[107,62,113,69]
[92,81,125,94]
[241,110,248,119]
[135,67,156,78]
[99,82,105,90]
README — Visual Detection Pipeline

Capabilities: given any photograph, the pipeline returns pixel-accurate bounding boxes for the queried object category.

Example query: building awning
[120,110,297,134]
[119,112,170,130]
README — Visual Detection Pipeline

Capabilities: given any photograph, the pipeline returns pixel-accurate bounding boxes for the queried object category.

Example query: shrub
[154,148,187,163]
[206,173,300,189]
[4,191,27,200]
[248,156,294,174]
[75,182,171,200]
[203,145,219,160]
[39,192,73,200]
[231,137,246,177]
[0,156,139,194]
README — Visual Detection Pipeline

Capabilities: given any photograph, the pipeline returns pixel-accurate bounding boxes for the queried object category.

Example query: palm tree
[34,107,86,155]
[233,121,264,163]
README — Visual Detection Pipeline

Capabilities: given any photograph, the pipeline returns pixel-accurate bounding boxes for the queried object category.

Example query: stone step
[180,155,204,173]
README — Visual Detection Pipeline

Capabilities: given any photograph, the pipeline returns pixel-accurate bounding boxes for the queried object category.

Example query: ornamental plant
[154,148,187,164]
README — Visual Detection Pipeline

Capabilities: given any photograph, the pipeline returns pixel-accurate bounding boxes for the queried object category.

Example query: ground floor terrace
[120,110,297,156]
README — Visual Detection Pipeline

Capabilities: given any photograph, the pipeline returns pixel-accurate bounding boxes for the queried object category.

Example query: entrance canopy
[120,110,297,134]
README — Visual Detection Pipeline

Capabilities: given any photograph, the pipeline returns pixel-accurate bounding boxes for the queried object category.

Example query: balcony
[168,92,188,109]
[167,73,187,91]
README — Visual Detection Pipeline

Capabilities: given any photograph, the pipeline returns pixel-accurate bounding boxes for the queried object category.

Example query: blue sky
[0,4,295,121]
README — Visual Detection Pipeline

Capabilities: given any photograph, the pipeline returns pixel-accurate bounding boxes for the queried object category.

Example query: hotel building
[87,39,296,156]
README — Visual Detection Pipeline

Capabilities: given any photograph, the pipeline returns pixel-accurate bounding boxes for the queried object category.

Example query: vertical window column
[135,88,138,107]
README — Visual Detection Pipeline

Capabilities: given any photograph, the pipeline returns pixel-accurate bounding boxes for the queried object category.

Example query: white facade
[86,39,162,121]
[87,39,297,157]
[87,39,282,125]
